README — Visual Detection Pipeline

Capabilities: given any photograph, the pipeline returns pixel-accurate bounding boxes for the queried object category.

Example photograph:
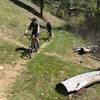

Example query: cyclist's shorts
[48,30,52,37]
[32,32,38,37]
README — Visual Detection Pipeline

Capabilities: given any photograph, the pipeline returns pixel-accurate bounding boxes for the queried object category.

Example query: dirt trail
[0,33,52,100]
[0,60,26,100]
[0,31,27,99]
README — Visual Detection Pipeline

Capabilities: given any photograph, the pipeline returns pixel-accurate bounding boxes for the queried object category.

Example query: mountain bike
[29,35,39,53]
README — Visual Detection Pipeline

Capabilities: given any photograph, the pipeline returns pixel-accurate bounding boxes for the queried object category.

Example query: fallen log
[74,45,98,55]
[74,47,92,55]
[56,71,100,95]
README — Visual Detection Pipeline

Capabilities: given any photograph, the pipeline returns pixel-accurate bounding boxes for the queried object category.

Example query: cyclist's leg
[29,34,34,53]
[29,41,33,53]
[48,30,52,41]
[35,33,39,48]
[31,33,39,50]
[31,35,37,51]
[31,35,38,51]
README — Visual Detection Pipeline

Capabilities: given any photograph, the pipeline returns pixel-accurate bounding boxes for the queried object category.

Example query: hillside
[0,0,100,100]
[0,0,64,99]
[0,0,64,64]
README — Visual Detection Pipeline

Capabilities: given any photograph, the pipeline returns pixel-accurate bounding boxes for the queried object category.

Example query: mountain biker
[27,17,40,48]
[46,22,52,41]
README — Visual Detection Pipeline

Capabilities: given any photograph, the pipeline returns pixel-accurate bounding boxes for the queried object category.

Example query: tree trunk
[40,0,44,16]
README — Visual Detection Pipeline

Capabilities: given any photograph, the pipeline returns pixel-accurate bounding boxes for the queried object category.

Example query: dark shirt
[46,23,52,30]
[28,21,38,33]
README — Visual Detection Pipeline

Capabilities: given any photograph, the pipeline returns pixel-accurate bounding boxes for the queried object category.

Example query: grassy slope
[0,0,31,64]
[0,0,63,65]
[0,0,100,100]
[9,30,100,100]
[0,0,46,64]
[0,0,29,36]
[0,40,19,65]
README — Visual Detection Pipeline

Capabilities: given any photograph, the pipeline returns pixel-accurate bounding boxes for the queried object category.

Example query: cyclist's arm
[28,22,33,31]
[37,23,40,34]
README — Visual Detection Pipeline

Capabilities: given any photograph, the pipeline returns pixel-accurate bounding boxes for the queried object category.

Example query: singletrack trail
[0,29,100,100]
[0,60,26,100]
[0,34,53,100]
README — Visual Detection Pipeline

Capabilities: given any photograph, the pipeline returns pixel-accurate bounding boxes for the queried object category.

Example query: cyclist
[27,17,40,49]
[46,22,52,41]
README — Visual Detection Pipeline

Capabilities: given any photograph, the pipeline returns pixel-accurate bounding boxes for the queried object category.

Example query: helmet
[31,17,37,21]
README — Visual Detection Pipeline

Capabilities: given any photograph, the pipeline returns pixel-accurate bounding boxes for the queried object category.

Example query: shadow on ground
[9,0,42,19]
[15,47,31,59]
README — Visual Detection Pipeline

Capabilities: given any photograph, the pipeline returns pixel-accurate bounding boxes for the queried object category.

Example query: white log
[74,45,98,54]
[74,47,92,53]
[56,71,100,94]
